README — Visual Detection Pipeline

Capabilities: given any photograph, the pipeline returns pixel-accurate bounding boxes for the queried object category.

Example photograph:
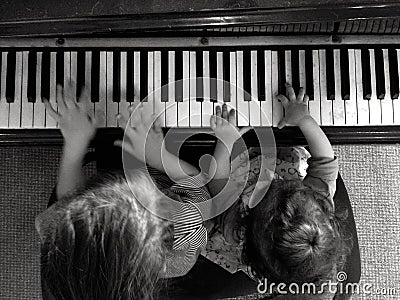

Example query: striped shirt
[144,168,210,278]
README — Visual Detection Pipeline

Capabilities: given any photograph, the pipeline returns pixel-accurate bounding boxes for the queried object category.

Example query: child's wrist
[297,115,315,127]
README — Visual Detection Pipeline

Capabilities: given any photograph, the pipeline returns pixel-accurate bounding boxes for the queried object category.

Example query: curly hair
[39,171,173,300]
[242,179,352,285]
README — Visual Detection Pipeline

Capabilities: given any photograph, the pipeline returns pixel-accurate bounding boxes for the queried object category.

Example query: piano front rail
[0,126,399,147]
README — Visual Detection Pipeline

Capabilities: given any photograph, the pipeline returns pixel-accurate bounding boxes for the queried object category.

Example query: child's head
[243,179,350,285]
[37,171,173,300]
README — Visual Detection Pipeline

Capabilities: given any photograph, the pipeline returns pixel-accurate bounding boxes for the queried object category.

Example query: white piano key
[64,52,71,88]
[84,51,94,118]
[319,49,332,125]
[272,51,283,127]
[178,51,190,127]
[309,50,321,124]
[21,51,33,128]
[346,49,358,125]
[0,52,9,127]
[154,51,165,126]
[368,49,382,125]
[355,49,370,125]
[285,50,292,85]
[261,50,272,126]
[216,52,224,103]
[119,51,130,123]
[166,51,177,127]
[394,49,400,124]
[9,51,22,128]
[140,51,155,123]
[229,51,237,120]
[201,51,213,126]
[299,50,306,90]
[189,51,201,127]
[381,48,394,124]
[70,51,77,99]
[46,52,58,128]
[332,49,345,125]
[96,51,107,127]
[236,51,249,126]
[33,52,45,128]
[106,51,118,127]
[249,50,261,126]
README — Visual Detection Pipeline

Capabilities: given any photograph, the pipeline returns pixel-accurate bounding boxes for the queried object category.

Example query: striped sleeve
[162,177,210,278]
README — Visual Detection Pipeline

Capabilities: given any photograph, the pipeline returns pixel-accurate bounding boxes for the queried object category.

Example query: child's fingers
[117,114,135,136]
[43,99,60,122]
[152,113,163,133]
[215,106,223,126]
[276,94,289,108]
[277,118,286,129]
[285,83,296,101]
[222,104,228,120]
[63,81,77,109]
[56,84,67,113]
[114,140,136,157]
[297,87,306,102]
[210,115,217,130]
[303,94,310,104]
[228,108,236,125]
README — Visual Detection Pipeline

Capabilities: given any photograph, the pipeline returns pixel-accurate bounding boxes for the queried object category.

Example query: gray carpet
[0,144,399,300]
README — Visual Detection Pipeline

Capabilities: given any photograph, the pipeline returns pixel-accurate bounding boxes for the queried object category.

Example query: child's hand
[44,83,96,150]
[210,104,249,151]
[114,104,165,168]
[277,83,311,129]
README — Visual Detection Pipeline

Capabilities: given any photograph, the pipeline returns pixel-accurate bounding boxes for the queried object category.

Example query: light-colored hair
[40,171,172,300]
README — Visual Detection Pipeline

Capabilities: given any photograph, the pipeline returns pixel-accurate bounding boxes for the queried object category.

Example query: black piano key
[388,48,399,99]
[290,49,299,92]
[340,48,350,100]
[325,48,335,100]
[305,50,314,100]
[113,51,121,102]
[0,53,2,96]
[209,50,217,102]
[140,50,148,101]
[56,51,64,86]
[41,52,50,100]
[27,51,37,102]
[196,50,203,101]
[277,49,286,95]
[175,51,183,102]
[374,48,386,99]
[161,50,168,101]
[126,51,134,102]
[5,51,16,102]
[76,51,85,99]
[91,51,100,102]
[361,48,372,99]
[223,51,230,102]
[257,49,266,101]
[243,50,251,101]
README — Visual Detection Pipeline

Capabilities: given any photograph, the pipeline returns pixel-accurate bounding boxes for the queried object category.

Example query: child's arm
[44,83,97,199]
[208,104,249,196]
[114,104,201,181]
[277,83,334,159]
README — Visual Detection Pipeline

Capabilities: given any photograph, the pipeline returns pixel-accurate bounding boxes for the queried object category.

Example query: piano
[1,2,400,146]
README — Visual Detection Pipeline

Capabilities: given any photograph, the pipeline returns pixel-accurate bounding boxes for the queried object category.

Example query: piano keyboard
[1,36,400,129]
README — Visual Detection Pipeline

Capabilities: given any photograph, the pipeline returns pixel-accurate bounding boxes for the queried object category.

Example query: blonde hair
[40,171,171,300]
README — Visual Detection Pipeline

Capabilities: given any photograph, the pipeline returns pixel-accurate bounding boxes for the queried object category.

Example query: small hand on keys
[44,82,96,150]
[277,83,312,129]
[210,104,250,151]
